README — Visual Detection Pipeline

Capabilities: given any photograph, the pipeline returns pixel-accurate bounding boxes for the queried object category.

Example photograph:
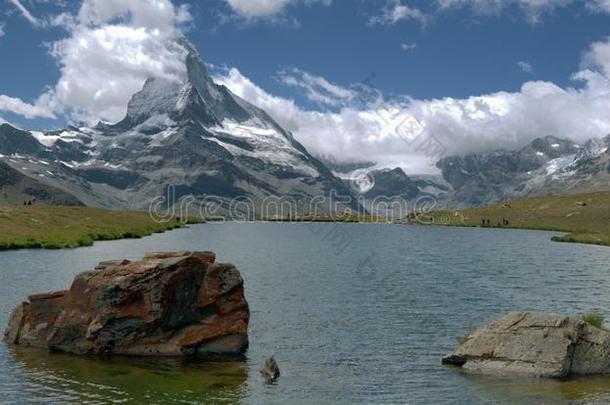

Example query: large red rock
[4,251,249,358]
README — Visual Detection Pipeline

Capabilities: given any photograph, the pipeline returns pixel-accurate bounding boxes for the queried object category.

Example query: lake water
[1,223,610,404]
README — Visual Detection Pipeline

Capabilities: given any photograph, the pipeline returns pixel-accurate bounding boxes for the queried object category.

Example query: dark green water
[1,223,610,404]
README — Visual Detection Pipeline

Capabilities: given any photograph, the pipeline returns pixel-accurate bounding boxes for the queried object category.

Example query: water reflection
[453,368,610,403]
[6,345,248,404]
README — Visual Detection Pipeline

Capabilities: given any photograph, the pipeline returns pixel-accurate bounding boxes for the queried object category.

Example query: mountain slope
[0,160,83,206]
[437,135,610,208]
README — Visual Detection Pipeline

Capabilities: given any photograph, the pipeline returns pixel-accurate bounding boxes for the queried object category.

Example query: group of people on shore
[481,217,510,227]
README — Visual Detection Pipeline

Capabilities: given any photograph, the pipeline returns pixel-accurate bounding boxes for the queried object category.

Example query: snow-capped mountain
[437,135,610,208]
[0,40,608,213]
[325,134,609,212]
[0,41,357,215]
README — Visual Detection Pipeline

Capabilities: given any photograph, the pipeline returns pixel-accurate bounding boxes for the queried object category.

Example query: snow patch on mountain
[546,155,577,176]
[208,119,319,177]
[30,130,90,147]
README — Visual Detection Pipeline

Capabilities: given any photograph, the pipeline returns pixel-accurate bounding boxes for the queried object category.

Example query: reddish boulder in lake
[4,251,249,358]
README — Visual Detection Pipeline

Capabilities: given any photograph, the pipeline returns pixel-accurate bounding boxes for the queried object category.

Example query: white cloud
[224,0,331,18]
[277,68,355,107]
[400,42,417,51]
[517,61,534,74]
[366,1,610,26]
[226,0,290,17]
[435,0,610,23]
[582,36,610,78]
[8,0,41,27]
[369,1,427,26]
[0,0,191,123]
[589,0,610,12]
[0,95,55,119]
[0,23,5,38]
[214,38,610,174]
[77,0,191,29]
[47,25,187,122]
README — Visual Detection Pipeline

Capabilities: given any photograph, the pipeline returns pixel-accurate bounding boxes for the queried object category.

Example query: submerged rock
[4,251,249,358]
[443,311,610,378]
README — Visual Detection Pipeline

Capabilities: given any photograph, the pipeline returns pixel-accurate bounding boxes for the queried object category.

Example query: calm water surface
[1,223,610,404]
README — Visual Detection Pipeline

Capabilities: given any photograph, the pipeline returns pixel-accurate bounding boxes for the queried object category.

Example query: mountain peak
[118,39,272,132]
[116,39,221,129]
[183,41,218,99]
[122,77,187,125]
[522,135,579,159]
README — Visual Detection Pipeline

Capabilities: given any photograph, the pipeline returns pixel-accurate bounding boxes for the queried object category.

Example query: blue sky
[1,0,610,172]
[1,0,609,121]
[194,0,608,103]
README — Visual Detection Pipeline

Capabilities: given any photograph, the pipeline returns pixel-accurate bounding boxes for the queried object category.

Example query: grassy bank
[0,206,203,250]
[424,191,610,247]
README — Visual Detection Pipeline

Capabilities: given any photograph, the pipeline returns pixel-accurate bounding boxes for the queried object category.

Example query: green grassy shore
[424,191,610,247]
[2,191,607,250]
[0,206,203,250]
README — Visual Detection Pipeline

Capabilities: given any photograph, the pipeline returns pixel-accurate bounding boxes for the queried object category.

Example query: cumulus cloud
[214,38,610,174]
[0,0,192,123]
[369,1,427,26]
[47,26,188,122]
[0,23,5,38]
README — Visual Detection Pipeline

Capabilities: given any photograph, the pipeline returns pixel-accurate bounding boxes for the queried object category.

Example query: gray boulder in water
[443,311,610,378]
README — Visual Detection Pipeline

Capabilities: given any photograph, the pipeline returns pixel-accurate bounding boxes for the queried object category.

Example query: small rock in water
[260,356,281,383]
